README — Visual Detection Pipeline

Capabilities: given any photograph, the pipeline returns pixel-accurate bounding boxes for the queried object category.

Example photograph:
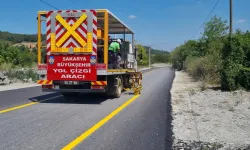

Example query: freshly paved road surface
[0,67,175,150]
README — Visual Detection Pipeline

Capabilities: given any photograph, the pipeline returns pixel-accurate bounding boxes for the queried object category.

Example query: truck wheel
[113,77,122,98]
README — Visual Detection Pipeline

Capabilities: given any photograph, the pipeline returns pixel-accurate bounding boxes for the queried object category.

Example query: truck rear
[37,9,142,98]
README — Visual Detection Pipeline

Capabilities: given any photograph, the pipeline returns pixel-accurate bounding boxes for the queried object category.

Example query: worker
[108,35,112,46]
[108,39,122,69]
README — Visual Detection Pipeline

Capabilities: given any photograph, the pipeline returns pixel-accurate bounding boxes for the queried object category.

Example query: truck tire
[113,77,122,98]
[105,77,122,98]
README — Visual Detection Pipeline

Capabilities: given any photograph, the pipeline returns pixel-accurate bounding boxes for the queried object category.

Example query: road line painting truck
[36,9,142,98]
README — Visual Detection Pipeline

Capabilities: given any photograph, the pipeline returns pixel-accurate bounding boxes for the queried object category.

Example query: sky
[0,0,249,51]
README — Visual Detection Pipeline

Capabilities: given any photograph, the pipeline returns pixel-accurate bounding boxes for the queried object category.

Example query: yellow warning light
[51,33,56,52]
[86,32,92,52]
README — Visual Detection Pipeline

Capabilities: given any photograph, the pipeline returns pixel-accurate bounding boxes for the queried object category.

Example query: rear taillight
[42,84,54,89]
[91,85,104,89]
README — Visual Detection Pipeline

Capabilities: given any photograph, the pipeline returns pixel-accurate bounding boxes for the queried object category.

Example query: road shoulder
[0,83,39,92]
[171,71,250,150]
[0,67,153,92]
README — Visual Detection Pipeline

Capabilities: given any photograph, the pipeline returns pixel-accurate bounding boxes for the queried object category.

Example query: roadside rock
[173,139,223,150]
[23,78,28,82]
[221,144,250,150]
[2,78,11,85]
[173,139,250,150]
[0,71,11,85]
[28,78,33,83]
[0,71,4,78]
[0,69,37,85]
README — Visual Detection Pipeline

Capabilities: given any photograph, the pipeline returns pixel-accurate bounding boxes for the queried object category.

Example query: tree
[5,46,20,65]
[136,44,148,66]
[152,53,170,63]
[19,51,35,67]
[0,40,37,68]
[202,15,229,41]
[170,46,183,70]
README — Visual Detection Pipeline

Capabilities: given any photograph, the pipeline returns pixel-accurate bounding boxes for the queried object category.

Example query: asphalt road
[0,67,175,150]
[0,68,156,110]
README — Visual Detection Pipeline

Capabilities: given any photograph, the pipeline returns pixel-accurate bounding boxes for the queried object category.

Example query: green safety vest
[108,42,120,53]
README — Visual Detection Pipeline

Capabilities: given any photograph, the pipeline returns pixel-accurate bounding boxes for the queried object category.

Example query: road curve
[0,67,175,150]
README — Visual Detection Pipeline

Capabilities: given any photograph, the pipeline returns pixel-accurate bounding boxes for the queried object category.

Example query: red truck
[36,9,142,98]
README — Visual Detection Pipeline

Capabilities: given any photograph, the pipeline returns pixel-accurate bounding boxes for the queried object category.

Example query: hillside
[0,30,169,54]
[143,46,169,55]
[0,31,45,43]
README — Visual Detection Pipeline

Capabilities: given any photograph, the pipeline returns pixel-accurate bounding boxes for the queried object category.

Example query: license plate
[54,85,59,89]
[63,81,79,85]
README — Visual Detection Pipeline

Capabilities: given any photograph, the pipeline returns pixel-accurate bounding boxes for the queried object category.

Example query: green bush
[25,69,38,81]
[170,15,250,91]
[152,53,169,63]
[6,70,26,80]
[221,63,242,91]
[184,54,221,84]
[136,44,149,66]
[170,47,183,70]
[0,62,12,71]
[221,36,245,91]
[0,40,36,68]
[185,56,207,80]
[170,39,205,71]
[5,69,38,82]
[236,67,250,90]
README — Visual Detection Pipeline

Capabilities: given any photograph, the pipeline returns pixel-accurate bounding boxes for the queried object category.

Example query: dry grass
[184,55,222,91]
[0,63,13,71]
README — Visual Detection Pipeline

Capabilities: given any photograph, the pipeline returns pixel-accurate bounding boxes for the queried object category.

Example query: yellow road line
[0,95,62,114]
[62,95,140,150]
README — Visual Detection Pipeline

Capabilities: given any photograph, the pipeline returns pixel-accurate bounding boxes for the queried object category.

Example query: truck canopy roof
[39,9,134,34]
[98,9,134,34]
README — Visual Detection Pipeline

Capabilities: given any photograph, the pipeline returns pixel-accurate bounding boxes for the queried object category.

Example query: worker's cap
[116,39,122,44]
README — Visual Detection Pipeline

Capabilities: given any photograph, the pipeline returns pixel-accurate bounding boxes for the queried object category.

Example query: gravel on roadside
[171,71,250,150]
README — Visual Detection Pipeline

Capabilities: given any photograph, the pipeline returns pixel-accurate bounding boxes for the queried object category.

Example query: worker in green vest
[109,39,122,69]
